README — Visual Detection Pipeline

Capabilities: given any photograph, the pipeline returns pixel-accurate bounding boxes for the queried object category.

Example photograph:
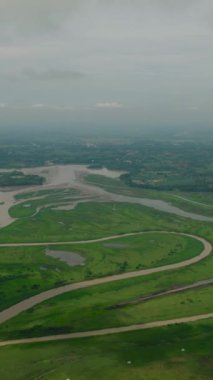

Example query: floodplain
[0,160,212,380]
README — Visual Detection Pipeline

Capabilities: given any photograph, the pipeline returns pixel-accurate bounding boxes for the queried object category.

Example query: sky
[0,0,213,132]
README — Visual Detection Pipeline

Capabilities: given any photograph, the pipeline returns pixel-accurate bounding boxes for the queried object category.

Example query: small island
[0,170,44,187]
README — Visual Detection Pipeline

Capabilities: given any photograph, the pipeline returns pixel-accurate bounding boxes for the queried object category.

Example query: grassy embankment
[0,232,203,311]
[1,200,212,244]
[10,188,80,218]
[0,267,212,339]
[15,188,80,201]
[0,170,44,187]
[0,319,212,380]
[0,188,212,340]
[86,174,213,217]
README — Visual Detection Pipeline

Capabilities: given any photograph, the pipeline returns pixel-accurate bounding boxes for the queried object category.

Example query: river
[0,164,212,228]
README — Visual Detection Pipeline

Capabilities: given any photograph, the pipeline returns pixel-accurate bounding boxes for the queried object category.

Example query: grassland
[0,245,77,311]
[0,184,212,379]
[0,319,212,380]
[0,200,212,244]
[86,174,213,217]
[0,195,212,313]
[0,170,44,187]
[0,271,212,339]
[0,232,203,311]
[0,137,212,379]
[10,188,80,218]
[15,188,79,201]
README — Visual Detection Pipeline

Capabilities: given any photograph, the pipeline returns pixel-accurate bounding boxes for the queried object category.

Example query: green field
[86,174,213,217]
[10,188,80,218]
[0,184,212,378]
[0,200,212,244]
[0,246,76,311]
[0,232,203,310]
[0,275,212,339]
[14,188,79,201]
[0,319,212,380]
[0,106,213,380]
[0,170,44,187]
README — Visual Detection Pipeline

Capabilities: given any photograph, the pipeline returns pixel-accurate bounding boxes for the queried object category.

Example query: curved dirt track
[0,232,211,326]
[1,312,213,347]
[108,278,213,308]
[0,166,212,347]
[0,230,211,247]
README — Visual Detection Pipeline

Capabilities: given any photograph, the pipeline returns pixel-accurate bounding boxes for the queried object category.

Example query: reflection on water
[45,249,85,267]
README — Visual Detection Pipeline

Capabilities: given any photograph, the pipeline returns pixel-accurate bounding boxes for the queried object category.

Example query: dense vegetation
[86,174,213,217]
[0,134,212,379]
[0,170,44,187]
[0,319,212,380]
[0,229,203,311]
[0,137,212,192]
[1,201,211,244]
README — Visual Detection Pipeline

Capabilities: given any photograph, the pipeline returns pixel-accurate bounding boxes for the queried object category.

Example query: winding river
[0,165,212,229]
[0,232,212,324]
[0,165,212,346]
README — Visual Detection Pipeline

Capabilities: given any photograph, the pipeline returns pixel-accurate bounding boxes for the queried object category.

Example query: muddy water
[108,193,213,222]
[0,190,17,227]
[0,164,212,229]
[45,249,85,266]
[22,165,124,187]
[26,164,212,222]
[0,165,123,228]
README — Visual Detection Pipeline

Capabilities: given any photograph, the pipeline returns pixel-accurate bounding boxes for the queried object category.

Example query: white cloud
[0,1,213,130]
[31,103,45,108]
[23,68,85,81]
[0,103,74,111]
[31,104,74,110]
[188,105,199,111]
[95,102,124,109]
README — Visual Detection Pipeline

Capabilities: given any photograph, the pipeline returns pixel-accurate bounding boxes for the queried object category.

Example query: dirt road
[108,278,213,309]
[1,313,213,347]
[0,232,211,326]
[0,166,212,347]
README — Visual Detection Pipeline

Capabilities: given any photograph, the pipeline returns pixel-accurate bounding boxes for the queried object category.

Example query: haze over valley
[0,1,212,379]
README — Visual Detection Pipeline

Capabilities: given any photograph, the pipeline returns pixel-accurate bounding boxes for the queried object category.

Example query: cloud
[0,104,74,111]
[3,68,85,83]
[1,102,123,111]
[31,103,45,108]
[23,68,85,81]
[0,0,209,39]
[0,1,213,131]
[31,104,74,111]
[188,106,199,111]
[0,0,81,36]
[95,102,124,109]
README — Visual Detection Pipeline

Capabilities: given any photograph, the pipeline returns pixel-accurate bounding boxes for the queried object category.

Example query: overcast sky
[0,0,213,132]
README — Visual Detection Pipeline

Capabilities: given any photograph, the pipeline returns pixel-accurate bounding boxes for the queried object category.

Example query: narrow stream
[0,164,212,228]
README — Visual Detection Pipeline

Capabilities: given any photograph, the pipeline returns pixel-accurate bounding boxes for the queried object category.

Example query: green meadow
[0,200,212,244]
[0,319,212,380]
[0,231,203,310]
[0,269,212,339]
[10,188,80,218]
[86,174,213,217]
[0,185,212,379]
